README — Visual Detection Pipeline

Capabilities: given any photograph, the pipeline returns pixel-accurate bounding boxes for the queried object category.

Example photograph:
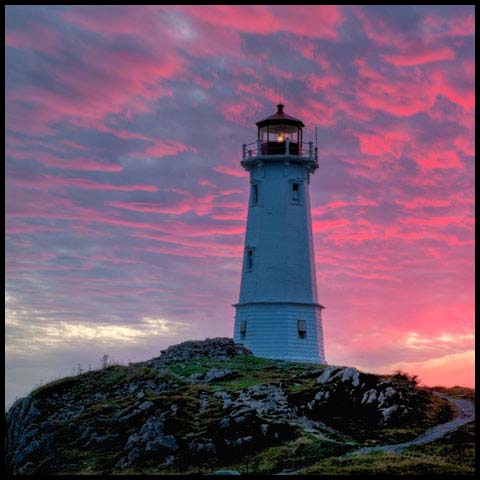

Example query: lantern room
[256,103,304,156]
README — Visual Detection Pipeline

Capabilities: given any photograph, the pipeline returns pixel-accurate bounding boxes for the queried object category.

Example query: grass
[95,364,178,388]
[127,435,357,476]
[421,389,455,425]
[167,355,318,393]
[232,434,357,474]
[53,447,119,475]
[299,450,474,475]
[30,375,82,399]
[405,421,475,470]
[427,385,475,402]
[166,355,312,376]
[29,363,182,402]
[209,377,269,391]
[299,419,476,475]
[374,427,426,444]
[28,355,318,406]
[284,377,319,407]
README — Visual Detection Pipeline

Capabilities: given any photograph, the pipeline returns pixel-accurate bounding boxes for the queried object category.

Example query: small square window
[251,184,258,205]
[240,320,247,340]
[291,182,302,203]
[298,320,306,339]
[246,247,254,271]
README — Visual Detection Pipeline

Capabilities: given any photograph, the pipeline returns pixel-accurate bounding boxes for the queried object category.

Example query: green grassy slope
[7,355,475,475]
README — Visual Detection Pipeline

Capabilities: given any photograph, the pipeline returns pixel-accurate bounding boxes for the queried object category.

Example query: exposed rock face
[6,397,52,475]
[233,384,294,418]
[147,337,253,367]
[316,366,360,386]
[116,413,178,469]
[307,367,416,427]
[214,383,298,450]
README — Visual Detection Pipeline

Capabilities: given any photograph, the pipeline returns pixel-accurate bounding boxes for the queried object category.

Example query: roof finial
[277,103,284,114]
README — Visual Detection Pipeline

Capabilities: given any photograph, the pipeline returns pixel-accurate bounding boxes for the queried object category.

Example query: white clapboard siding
[234,159,326,363]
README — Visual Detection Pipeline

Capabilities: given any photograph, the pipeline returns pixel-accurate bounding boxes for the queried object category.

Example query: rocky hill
[5,338,475,475]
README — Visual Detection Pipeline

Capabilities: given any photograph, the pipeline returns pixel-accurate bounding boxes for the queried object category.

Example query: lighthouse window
[251,184,258,205]
[240,320,247,340]
[246,247,254,271]
[291,182,302,204]
[298,320,307,339]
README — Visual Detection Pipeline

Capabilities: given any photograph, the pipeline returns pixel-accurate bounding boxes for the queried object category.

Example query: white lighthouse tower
[233,104,326,363]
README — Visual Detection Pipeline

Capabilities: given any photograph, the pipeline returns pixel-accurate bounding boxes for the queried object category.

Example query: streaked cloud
[5,5,474,406]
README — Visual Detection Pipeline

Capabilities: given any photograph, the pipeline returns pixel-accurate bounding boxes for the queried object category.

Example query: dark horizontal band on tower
[233,301,325,309]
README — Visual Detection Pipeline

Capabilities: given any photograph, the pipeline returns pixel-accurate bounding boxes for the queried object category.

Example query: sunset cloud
[5,5,474,406]
[10,174,158,192]
[382,45,455,67]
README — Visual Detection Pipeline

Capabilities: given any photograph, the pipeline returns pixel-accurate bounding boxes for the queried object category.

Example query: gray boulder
[338,367,361,386]
[214,391,233,409]
[138,401,154,411]
[116,414,177,469]
[316,366,360,387]
[128,384,139,394]
[361,389,378,404]
[225,435,253,447]
[380,405,399,422]
[189,368,239,384]
[205,368,239,383]
[316,366,340,384]
[188,438,216,456]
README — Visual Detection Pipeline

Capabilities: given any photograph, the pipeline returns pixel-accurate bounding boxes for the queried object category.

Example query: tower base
[233,302,326,364]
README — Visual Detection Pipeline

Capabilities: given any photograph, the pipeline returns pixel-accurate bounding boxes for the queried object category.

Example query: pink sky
[5,5,475,405]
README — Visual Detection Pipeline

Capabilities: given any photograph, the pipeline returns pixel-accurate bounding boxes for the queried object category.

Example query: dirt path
[277,392,475,475]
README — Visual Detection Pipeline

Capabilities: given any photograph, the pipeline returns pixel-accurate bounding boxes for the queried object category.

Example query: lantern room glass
[258,124,302,155]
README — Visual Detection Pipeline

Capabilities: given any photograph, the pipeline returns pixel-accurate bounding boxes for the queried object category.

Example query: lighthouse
[233,104,326,363]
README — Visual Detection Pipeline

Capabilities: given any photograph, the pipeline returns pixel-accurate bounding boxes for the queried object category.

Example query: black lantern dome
[256,104,304,156]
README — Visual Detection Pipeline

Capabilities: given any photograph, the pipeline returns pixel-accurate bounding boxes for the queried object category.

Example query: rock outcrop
[306,366,418,427]
[146,337,253,367]
[6,397,53,475]
[116,413,178,469]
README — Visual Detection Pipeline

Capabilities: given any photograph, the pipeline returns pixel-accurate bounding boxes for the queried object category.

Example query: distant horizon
[6,5,475,407]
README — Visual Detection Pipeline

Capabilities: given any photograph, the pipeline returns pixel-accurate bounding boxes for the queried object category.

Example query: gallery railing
[242,139,318,163]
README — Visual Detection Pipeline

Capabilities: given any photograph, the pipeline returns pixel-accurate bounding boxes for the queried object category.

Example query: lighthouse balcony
[241,139,318,171]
